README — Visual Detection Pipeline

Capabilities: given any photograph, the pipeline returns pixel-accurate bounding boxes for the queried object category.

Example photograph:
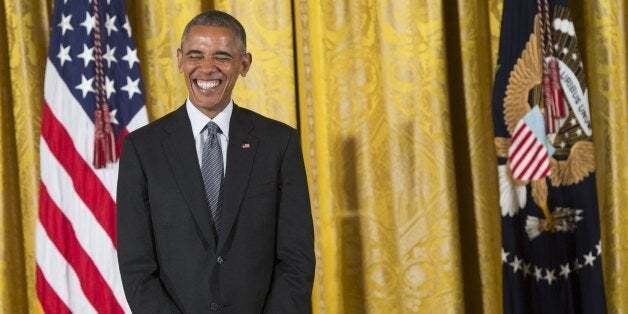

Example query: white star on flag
[105,76,116,99]
[122,47,140,69]
[559,263,571,278]
[75,75,94,98]
[77,44,94,67]
[57,44,72,66]
[584,251,596,266]
[57,13,74,35]
[105,14,118,36]
[510,256,523,273]
[109,108,119,125]
[121,76,141,99]
[103,44,117,67]
[544,269,556,285]
[123,16,132,36]
[533,266,543,282]
[80,12,96,35]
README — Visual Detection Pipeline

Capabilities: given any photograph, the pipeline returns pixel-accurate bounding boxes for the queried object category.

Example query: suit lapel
[162,105,215,250]
[217,105,259,253]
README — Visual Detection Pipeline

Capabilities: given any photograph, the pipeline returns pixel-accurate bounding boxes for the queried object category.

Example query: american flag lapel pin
[242,143,251,149]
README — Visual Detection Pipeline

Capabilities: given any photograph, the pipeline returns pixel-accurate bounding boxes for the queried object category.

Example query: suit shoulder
[239,106,296,135]
[125,108,179,141]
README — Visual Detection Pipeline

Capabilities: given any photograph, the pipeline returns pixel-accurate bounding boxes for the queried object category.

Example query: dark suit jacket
[117,104,315,313]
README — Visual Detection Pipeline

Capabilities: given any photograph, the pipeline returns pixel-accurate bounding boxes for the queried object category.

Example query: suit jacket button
[210,302,219,311]
[216,256,224,264]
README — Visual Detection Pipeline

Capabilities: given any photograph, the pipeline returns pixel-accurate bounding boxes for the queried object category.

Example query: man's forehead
[181,25,242,50]
[185,25,237,41]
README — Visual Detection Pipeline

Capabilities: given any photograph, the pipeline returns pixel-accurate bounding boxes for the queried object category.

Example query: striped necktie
[201,121,223,236]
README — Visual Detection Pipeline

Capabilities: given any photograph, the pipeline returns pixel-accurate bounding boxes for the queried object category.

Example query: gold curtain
[1,0,626,313]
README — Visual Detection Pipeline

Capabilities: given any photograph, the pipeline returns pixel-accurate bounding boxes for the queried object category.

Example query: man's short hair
[181,10,247,52]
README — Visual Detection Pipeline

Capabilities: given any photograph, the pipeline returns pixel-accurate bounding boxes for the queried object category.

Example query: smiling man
[116,11,315,313]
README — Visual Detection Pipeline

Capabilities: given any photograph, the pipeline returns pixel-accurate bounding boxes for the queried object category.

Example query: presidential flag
[36,0,147,312]
[491,0,606,313]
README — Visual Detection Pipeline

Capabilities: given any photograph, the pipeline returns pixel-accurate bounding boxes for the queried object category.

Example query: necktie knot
[205,121,221,136]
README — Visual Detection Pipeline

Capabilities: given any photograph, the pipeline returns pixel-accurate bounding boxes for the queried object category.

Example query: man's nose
[199,57,218,71]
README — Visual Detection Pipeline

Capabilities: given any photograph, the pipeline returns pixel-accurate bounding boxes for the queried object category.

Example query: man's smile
[194,79,221,90]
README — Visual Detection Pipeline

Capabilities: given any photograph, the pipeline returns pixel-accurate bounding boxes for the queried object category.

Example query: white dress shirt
[186,98,232,175]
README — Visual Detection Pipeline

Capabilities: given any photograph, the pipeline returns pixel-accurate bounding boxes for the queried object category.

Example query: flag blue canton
[49,0,144,136]
[492,0,606,313]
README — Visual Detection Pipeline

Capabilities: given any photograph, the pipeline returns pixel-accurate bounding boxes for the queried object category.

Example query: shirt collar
[185,98,232,139]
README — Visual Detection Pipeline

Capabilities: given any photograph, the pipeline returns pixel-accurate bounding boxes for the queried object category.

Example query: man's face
[177,25,251,118]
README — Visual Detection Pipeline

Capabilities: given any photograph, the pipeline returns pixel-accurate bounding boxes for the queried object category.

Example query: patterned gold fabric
[0,2,29,312]
[294,1,468,312]
[0,0,625,312]
[1,0,49,312]
[582,1,628,311]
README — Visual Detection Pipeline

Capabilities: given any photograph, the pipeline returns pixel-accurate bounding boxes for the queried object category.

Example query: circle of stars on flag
[501,240,602,286]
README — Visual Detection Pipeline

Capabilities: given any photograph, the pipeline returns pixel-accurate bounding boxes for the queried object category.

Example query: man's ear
[240,52,252,77]
[176,48,183,73]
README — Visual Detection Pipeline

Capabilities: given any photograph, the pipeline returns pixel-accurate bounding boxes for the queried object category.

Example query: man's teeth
[196,80,219,89]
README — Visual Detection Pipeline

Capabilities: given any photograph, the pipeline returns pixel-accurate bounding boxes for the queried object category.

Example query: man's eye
[214,57,231,62]
[188,55,203,61]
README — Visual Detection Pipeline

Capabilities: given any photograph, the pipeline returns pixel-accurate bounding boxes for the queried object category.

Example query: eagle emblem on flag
[491,0,605,312]
[494,12,595,235]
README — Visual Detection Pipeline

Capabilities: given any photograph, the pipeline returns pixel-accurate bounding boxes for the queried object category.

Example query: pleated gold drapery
[1,0,626,313]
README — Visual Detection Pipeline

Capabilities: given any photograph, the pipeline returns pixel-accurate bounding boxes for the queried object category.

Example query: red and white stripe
[508,121,551,181]
[37,59,147,313]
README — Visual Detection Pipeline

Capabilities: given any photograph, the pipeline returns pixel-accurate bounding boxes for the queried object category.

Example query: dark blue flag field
[491,0,606,313]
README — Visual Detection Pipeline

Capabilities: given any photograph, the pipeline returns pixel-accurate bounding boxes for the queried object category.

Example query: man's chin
[191,98,228,112]
[192,89,226,104]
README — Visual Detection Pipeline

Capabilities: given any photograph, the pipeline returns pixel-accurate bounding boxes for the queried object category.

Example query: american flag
[37,0,147,312]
